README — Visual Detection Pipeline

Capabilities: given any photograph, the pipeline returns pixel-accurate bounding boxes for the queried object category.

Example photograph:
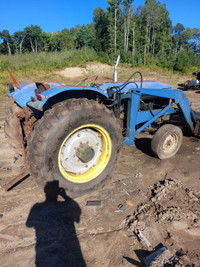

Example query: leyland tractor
[4,57,200,196]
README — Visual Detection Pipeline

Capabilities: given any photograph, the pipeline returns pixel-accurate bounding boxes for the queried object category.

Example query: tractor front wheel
[151,124,183,159]
[28,99,122,198]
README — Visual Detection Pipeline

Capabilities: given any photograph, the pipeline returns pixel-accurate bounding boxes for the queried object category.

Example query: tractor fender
[26,86,109,113]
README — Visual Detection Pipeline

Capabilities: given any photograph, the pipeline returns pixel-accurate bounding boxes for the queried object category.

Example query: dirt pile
[56,67,88,78]
[56,63,113,79]
[125,179,200,265]
[86,63,113,75]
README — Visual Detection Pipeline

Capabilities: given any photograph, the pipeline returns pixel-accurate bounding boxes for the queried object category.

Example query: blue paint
[8,82,64,107]
[8,80,172,109]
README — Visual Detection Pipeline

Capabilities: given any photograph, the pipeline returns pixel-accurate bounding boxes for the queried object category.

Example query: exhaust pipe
[113,55,120,82]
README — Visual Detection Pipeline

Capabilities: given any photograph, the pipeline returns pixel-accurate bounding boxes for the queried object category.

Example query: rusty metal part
[16,110,27,162]
[23,106,34,138]
[0,107,35,191]
[1,169,29,191]
[0,105,34,191]
[15,106,33,163]
[44,83,50,89]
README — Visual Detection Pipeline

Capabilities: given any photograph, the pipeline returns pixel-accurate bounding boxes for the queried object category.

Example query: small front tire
[151,124,183,159]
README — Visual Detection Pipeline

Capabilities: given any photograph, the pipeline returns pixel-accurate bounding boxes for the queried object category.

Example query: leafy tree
[106,0,122,53]
[174,45,194,72]
[172,23,185,54]
[76,25,93,48]
[13,31,25,54]
[93,7,109,52]
[138,0,172,64]
[121,0,134,52]
[24,25,42,53]
[0,30,12,55]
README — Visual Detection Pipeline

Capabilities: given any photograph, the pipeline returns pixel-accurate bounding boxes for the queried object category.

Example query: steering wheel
[77,75,98,87]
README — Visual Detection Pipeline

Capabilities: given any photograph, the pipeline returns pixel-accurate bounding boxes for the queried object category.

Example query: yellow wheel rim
[58,124,112,183]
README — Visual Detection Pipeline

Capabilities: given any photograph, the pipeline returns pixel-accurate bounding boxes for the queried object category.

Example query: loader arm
[122,88,198,145]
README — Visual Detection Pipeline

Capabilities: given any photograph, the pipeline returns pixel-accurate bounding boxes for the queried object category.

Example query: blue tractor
[4,57,200,196]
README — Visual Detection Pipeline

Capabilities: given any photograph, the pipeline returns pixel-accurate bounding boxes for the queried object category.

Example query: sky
[0,0,199,34]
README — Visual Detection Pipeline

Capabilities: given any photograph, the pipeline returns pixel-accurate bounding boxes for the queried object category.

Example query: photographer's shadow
[26,181,86,267]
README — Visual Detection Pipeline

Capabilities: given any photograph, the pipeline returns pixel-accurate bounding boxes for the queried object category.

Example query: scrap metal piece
[1,170,29,191]
[118,203,125,211]
[86,201,101,206]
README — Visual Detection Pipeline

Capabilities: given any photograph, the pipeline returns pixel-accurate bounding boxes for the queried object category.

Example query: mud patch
[125,179,200,265]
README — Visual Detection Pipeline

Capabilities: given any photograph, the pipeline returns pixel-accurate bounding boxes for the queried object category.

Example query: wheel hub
[76,142,95,163]
[163,134,178,154]
[60,128,103,175]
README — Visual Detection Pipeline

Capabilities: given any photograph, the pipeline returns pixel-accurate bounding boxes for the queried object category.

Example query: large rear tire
[28,99,122,198]
[151,124,183,159]
[4,103,22,154]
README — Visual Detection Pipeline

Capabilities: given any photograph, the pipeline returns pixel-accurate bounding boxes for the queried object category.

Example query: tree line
[1,0,200,72]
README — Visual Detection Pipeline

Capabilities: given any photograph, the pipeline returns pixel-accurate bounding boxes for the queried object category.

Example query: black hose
[107,71,143,117]
[119,71,143,91]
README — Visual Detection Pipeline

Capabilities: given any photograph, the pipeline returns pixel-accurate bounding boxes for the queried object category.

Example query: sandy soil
[0,84,200,266]
[56,67,89,78]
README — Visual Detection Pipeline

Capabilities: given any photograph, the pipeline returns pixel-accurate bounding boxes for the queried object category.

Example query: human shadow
[26,181,86,267]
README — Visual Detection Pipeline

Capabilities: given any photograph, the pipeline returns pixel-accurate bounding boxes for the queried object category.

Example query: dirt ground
[0,83,200,266]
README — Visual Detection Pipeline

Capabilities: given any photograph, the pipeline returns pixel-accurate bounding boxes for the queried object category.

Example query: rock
[126,200,134,207]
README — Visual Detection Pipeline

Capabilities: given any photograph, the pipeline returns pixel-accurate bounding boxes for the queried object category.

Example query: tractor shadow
[134,136,153,157]
[26,181,86,267]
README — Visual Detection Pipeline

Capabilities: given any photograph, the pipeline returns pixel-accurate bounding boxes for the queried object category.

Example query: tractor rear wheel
[4,103,22,154]
[28,99,122,198]
[151,124,183,159]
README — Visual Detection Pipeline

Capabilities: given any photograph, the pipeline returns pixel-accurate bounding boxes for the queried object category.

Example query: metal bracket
[0,107,32,191]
